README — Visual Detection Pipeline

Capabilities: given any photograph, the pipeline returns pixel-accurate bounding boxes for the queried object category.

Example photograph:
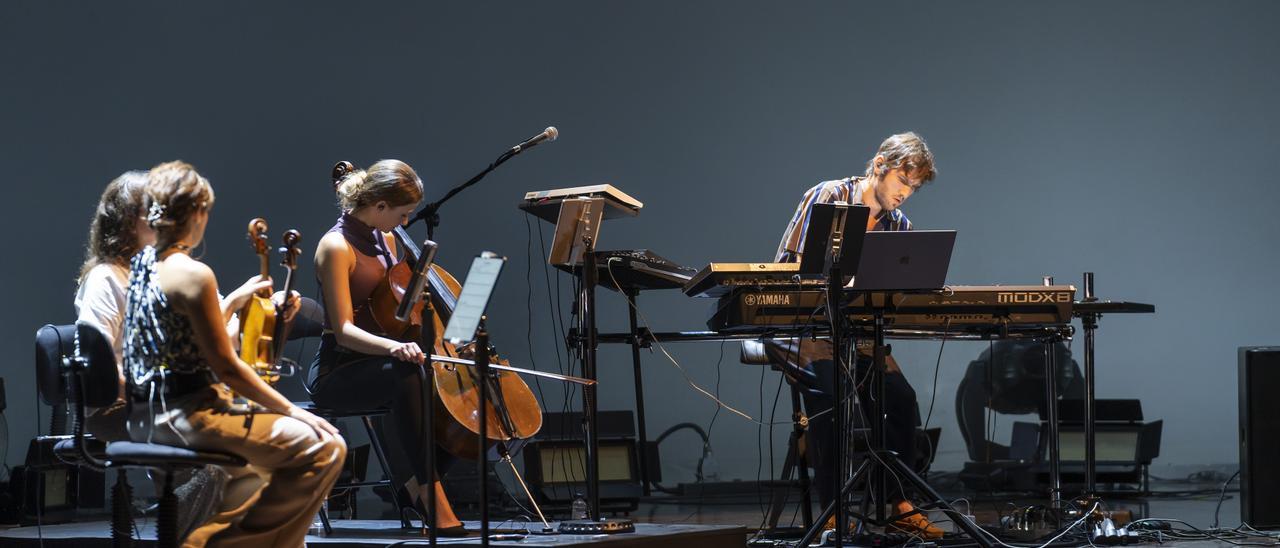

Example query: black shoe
[436,524,468,537]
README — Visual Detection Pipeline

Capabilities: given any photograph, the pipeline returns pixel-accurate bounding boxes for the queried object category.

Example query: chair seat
[296,401,390,419]
[106,441,247,468]
[53,437,107,462]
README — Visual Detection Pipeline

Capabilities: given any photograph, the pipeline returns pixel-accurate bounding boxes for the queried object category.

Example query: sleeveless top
[321,212,397,333]
[122,246,211,397]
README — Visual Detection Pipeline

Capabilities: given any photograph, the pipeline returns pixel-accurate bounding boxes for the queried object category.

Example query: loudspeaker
[1240,347,1280,528]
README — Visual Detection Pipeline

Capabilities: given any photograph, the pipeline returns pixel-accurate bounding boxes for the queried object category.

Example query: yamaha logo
[746,293,793,307]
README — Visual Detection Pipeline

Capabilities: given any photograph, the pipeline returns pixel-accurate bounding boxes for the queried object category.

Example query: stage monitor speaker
[1240,346,1280,528]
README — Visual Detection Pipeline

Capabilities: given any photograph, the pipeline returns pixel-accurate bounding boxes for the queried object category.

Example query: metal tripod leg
[794,453,995,547]
[882,452,993,547]
[798,458,873,547]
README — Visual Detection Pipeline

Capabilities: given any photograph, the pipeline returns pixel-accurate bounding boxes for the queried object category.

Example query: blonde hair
[334,159,423,211]
[144,160,215,249]
[79,171,149,281]
[864,132,938,183]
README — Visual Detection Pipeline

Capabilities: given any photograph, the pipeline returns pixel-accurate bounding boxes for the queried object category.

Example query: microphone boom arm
[409,127,557,240]
[409,147,517,240]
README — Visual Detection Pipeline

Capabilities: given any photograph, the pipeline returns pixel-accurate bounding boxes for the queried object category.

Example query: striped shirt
[774,177,911,263]
[766,176,913,374]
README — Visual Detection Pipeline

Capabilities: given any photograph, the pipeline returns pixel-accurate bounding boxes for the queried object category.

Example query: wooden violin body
[238,218,279,384]
[368,258,423,342]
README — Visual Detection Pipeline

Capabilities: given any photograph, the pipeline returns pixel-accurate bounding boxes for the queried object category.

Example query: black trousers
[307,335,455,494]
[800,356,921,509]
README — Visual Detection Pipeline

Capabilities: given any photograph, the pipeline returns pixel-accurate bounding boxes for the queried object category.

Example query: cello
[335,161,543,460]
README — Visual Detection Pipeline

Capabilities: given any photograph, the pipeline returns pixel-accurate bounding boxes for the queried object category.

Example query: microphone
[510,126,558,155]
[395,239,439,322]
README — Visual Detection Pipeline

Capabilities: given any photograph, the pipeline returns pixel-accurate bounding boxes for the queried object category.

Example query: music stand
[548,197,605,267]
[798,203,870,277]
[438,253,598,539]
[792,214,987,546]
[440,253,506,545]
[524,189,637,531]
[545,196,616,525]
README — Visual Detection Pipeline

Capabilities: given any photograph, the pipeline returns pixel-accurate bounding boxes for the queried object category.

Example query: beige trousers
[128,384,346,548]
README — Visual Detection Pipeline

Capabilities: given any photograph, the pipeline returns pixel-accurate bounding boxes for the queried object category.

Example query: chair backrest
[34,323,120,409]
[740,340,770,365]
[288,296,325,341]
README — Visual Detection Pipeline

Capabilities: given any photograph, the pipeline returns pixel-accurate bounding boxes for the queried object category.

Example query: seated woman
[123,160,345,548]
[307,159,464,534]
[76,170,281,440]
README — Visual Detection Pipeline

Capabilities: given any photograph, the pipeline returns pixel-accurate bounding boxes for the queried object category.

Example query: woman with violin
[308,159,466,534]
[123,160,346,548]
[76,170,285,440]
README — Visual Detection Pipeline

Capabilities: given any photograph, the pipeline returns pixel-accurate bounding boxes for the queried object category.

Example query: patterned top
[123,246,210,396]
[774,177,911,263]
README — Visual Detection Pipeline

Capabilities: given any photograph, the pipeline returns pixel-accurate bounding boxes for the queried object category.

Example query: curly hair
[145,160,216,250]
[864,132,938,183]
[334,159,423,211]
[79,171,150,282]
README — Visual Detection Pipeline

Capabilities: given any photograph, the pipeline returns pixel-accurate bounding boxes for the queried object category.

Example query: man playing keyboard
[768,131,942,539]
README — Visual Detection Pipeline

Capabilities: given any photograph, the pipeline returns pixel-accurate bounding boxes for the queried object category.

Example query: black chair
[35,323,246,548]
[285,297,411,533]
[298,402,410,532]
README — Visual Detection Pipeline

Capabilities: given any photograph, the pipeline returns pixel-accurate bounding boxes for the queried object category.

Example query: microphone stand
[392,231,440,544]
[410,148,519,240]
[475,318,492,547]
[422,298,440,545]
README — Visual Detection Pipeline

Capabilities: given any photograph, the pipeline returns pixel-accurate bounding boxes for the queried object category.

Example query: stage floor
[0,476,1257,547]
[0,519,746,547]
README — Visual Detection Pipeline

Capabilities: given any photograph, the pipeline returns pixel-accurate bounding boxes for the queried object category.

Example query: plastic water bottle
[571,492,589,520]
[700,450,721,482]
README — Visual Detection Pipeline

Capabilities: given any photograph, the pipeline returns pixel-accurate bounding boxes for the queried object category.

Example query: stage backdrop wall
[3,1,1277,485]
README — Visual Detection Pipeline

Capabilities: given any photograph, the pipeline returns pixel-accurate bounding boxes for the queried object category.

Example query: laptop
[849,230,957,291]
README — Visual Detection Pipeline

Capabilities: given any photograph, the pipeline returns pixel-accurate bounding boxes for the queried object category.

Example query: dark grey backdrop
[3,1,1277,484]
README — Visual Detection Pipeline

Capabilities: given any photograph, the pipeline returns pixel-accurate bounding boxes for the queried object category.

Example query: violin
[269,229,302,372]
[333,161,543,460]
[238,218,279,383]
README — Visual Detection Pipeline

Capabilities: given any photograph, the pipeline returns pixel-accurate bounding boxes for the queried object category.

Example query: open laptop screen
[849,230,956,291]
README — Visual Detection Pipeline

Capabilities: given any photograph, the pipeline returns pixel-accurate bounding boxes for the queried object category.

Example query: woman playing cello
[307,159,465,534]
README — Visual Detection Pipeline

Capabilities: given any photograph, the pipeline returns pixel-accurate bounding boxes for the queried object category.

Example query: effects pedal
[558,518,636,534]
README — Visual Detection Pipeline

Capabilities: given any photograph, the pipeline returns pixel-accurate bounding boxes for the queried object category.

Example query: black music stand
[793,211,990,547]
[443,253,506,546]
[428,254,598,540]
[799,203,867,546]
